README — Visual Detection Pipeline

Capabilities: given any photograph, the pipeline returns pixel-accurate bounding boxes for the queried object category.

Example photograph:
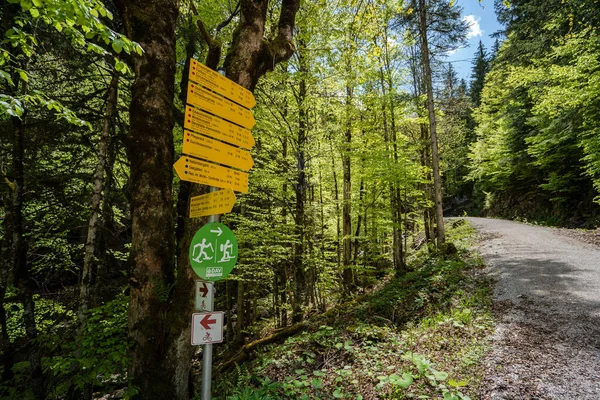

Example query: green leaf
[115,61,126,73]
[389,372,413,388]
[18,70,28,82]
[333,389,343,398]
[312,379,323,389]
[433,370,448,381]
[29,8,40,18]
[32,0,42,6]
[54,21,62,32]
[112,39,124,54]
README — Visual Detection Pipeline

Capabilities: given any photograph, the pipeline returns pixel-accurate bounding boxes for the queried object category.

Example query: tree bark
[292,44,308,323]
[342,85,353,292]
[0,175,15,388]
[418,0,445,246]
[79,68,119,326]
[223,0,299,91]
[9,69,45,399]
[121,0,179,397]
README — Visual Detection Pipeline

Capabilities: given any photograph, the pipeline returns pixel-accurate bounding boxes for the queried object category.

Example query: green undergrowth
[216,219,493,399]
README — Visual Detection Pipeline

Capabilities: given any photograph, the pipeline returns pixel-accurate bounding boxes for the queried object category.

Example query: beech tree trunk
[121,0,180,397]
[0,190,14,387]
[9,70,45,399]
[292,45,308,323]
[418,0,445,246]
[342,85,353,292]
[79,69,119,326]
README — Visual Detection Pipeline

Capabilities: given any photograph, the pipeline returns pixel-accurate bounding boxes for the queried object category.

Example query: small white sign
[195,281,214,312]
[191,312,224,345]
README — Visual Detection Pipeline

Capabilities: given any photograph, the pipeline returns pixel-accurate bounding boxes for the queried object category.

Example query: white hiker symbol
[218,239,236,263]
[192,239,214,263]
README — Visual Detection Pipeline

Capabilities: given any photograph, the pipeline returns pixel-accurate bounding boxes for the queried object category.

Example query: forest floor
[213,220,495,399]
[469,217,600,399]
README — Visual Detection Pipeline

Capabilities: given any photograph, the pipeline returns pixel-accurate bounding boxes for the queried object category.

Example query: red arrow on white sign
[198,282,209,297]
[195,281,214,312]
[200,314,217,330]
[191,312,224,345]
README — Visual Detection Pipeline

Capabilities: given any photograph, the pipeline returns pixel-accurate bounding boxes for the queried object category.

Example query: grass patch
[215,219,493,399]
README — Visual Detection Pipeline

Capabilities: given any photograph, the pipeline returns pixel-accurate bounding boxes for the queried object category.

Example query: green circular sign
[189,222,238,281]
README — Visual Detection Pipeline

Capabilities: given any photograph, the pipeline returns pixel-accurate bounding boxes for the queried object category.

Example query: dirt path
[467,217,600,399]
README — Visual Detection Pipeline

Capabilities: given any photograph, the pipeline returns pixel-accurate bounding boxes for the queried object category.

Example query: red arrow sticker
[200,313,217,330]
[198,282,209,297]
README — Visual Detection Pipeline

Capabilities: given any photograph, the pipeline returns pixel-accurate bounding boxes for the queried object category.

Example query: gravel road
[467,217,600,399]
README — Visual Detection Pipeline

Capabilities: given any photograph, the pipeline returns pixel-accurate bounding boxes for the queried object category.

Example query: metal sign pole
[201,67,227,400]
[201,187,219,400]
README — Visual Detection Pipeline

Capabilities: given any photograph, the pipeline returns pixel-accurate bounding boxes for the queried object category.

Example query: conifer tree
[470,41,489,107]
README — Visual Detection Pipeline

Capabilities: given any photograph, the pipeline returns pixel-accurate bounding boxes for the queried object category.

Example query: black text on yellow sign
[188,59,256,109]
[187,84,256,130]
[184,106,255,150]
[189,188,237,218]
[174,156,249,193]
[183,130,254,172]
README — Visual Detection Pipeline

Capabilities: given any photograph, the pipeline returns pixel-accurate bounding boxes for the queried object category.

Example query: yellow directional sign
[174,156,248,193]
[189,59,256,109]
[184,106,254,150]
[189,188,237,218]
[187,84,256,130]
[183,130,254,171]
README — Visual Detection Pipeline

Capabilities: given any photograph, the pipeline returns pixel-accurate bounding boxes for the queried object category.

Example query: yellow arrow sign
[184,106,255,150]
[189,59,256,109]
[174,156,249,193]
[189,188,237,218]
[183,130,254,171]
[187,84,256,129]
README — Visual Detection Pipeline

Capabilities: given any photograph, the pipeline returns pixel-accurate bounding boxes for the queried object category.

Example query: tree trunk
[342,85,353,292]
[292,45,308,323]
[0,180,14,387]
[79,68,119,325]
[121,0,180,397]
[418,0,445,246]
[280,132,289,328]
[10,70,45,399]
[329,138,341,271]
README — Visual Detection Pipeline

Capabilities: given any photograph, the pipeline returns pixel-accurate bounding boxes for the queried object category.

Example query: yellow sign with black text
[184,106,255,150]
[189,59,256,109]
[189,188,237,218]
[174,156,248,193]
[183,130,254,171]
[187,84,255,129]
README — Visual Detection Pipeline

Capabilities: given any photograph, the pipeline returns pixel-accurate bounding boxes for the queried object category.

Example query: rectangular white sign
[195,281,214,312]
[191,312,224,345]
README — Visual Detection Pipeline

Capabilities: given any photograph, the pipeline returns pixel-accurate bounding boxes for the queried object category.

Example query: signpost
[183,130,254,171]
[173,156,249,193]
[195,281,214,312]
[191,312,224,345]
[189,222,238,281]
[179,61,256,400]
[187,83,256,129]
[190,188,236,218]
[184,106,255,150]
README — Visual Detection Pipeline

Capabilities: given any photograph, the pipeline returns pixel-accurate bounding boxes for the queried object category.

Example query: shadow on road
[470,219,600,400]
